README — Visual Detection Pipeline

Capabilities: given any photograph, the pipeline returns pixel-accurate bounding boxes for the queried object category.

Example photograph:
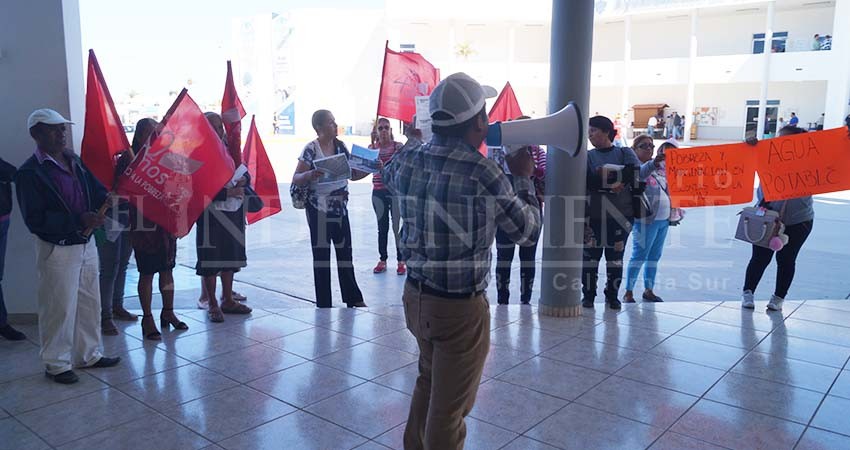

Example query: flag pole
[376,40,389,121]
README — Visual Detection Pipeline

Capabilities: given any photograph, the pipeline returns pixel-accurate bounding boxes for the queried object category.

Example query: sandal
[220,301,252,315]
[160,308,189,330]
[347,301,368,308]
[208,308,225,323]
[141,315,161,341]
[233,291,248,302]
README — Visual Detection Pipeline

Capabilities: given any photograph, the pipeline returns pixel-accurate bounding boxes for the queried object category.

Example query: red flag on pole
[221,60,246,165]
[243,116,281,224]
[116,89,235,237]
[81,49,131,188]
[488,82,524,122]
[376,42,440,122]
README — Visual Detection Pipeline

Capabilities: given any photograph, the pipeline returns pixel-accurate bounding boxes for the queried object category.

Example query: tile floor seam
[791,351,850,449]
[644,430,736,450]
[493,364,613,403]
[2,415,55,450]
[25,391,156,448]
[363,339,419,356]
[191,342,312,380]
[287,408,377,448]
[52,409,212,450]
[205,406,301,445]
[499,434,567,450]
[1,382,112,415]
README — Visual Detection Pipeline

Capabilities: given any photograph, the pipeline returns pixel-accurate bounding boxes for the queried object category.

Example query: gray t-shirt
[756,186,814,226]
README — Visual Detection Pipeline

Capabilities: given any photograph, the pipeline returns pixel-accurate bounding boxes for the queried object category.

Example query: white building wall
[631,17,691,60]
[0,0,84,317]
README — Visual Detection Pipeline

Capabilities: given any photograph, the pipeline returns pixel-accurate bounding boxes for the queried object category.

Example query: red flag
[243,116,281,224]
[221,60,246,165]
[81,49,131,188]
[377,42,440,122]
[116,89,235,237]
[488,82,523,122]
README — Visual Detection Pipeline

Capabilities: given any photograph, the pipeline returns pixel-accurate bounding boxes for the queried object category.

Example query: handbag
[244,186,264,213]
[630,178,653,219]
[290,183,309,210]
[735,200,787,248]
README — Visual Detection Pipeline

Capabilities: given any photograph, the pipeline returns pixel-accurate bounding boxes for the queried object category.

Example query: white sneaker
[767,295,784,311]
[742,290,755,309]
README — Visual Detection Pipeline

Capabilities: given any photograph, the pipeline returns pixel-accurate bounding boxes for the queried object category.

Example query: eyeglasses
[636,143,654,150]
[377,126,390,130]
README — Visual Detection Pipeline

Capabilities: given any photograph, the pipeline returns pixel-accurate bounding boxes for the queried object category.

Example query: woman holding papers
[292,109,370,308]
[195,113,252,323]
[369,117,406,275]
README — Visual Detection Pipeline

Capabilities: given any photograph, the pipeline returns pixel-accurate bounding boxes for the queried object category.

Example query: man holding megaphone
[382,72,541,450]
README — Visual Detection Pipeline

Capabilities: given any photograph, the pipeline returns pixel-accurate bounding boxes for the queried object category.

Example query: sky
[78,0,385,103]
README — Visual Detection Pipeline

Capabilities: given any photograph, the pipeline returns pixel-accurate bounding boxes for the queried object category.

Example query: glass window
[752,32,787,54]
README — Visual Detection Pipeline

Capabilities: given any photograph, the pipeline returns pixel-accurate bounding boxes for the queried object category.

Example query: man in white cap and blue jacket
[15,108,121,384]
[382,73,541,450]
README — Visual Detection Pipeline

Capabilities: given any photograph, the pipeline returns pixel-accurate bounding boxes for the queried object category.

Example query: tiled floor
[3,299,850,449]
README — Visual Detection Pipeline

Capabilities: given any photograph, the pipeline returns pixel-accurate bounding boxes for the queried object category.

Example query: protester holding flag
[16,109,121,384]
[79,49,138,335]
[94,147,137,337]
[127,119,186,339]
[370,117,405,275]
[293,109,370,308]
[197,62,250,309]
[195,112,251,322]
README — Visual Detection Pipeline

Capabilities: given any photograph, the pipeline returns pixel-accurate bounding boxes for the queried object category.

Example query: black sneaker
[0,324,26,341]
[88,356,121,368]
[46,370,79,384]
[606,297,622,310]
[582,297,595,308]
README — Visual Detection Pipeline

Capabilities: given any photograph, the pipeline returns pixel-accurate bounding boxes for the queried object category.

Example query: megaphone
[485,102,584,156]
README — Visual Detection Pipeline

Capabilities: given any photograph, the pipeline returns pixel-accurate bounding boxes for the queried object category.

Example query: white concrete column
[684,10,698,143]
[621,15,632,137]
[824,0,850,128]
[0,0,84,319]
[756,0,775,139]
[507,23,517,82]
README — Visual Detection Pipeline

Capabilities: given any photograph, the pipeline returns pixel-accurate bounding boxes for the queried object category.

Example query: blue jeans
[0,217,9,327]
[625,219,669,291]
[96,231,133,320]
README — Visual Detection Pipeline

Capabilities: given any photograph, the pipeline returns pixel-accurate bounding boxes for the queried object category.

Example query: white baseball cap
[429,72,497,127]
[27,108,73,130]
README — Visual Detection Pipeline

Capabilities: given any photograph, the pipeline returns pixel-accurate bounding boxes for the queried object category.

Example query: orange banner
[756,127,850,201]
[667,142,757,208]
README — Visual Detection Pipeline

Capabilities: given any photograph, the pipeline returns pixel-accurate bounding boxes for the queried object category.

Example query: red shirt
[371,141,403,191]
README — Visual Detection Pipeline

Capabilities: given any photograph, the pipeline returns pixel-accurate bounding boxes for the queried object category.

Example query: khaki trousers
[35,239,103,375]
[402,281,490,450]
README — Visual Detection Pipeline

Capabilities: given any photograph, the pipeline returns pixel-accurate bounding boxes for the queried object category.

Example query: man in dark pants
[0,157,24,340]
[383,73,541,450]
[16,109,121,384]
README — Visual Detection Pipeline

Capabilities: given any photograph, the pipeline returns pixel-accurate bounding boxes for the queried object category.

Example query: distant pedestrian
[788,112,799,127]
